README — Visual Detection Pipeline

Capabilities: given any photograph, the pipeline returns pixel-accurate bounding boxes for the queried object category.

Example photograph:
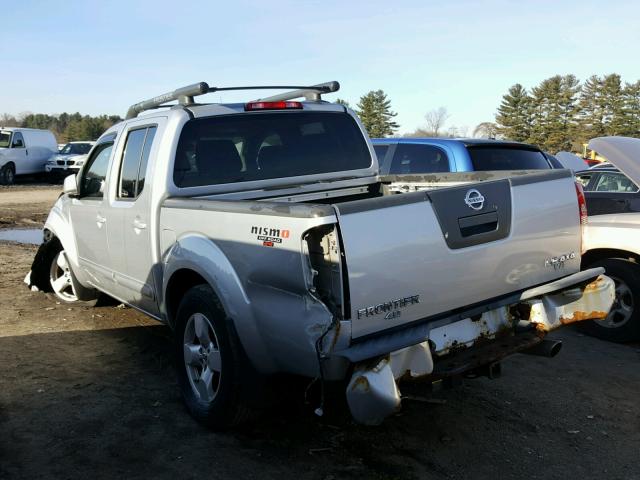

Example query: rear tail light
[575,181,588,225]
[575,181,588,254]
[244,101,303,111]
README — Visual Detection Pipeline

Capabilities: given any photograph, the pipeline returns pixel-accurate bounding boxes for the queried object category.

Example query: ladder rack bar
[125,81,340,119]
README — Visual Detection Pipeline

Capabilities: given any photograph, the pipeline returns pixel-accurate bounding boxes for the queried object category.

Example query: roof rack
[125,81,340,119]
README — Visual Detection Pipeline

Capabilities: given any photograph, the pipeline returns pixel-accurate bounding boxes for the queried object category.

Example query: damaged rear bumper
[334,269,615,425]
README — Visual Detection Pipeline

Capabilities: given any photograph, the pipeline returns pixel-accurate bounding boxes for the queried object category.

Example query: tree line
[5,75,639,152]
[0,112,122,143]
[495,74,640,153]
[339,92,467,139]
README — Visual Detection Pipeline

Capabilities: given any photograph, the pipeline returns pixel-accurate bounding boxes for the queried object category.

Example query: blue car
[371,138,558,175]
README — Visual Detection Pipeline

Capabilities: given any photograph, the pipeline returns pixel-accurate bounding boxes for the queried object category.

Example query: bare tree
[0,113,19,127]
[473,122,498,139]
[424,107,449,137]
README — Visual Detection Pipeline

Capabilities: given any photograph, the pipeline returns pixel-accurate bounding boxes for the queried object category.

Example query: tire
[30,236,96,305]
[175,284,256,429]
[1,163,15,185]
[578,258,640,342]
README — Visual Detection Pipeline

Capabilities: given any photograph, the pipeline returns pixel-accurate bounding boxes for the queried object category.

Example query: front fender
[43,196,80,273]
[162,234,277,373]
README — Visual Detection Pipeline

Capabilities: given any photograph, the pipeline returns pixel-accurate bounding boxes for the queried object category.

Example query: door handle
[96,214,106,228]
[25,149,28,156]
[133,218,147,231]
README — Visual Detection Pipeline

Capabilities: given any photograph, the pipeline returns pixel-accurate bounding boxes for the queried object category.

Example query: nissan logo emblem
[464,189,485,210]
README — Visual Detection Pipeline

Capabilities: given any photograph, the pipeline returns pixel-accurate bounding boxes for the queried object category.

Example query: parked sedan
[575,166,640,216]
[371,138,556,175]
[45,141,95,177]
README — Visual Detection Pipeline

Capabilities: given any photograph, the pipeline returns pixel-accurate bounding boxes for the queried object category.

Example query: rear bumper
[338,270,615,425]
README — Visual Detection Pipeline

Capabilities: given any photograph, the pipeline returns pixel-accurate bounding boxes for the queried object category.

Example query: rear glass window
[389,144,449,174]
[173,112,371,187]
[468,147,550,171]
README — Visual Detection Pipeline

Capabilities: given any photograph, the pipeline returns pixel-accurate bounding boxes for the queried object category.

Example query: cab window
[80,142,114,198]
[389,144,449,174]
[118,126,157,199]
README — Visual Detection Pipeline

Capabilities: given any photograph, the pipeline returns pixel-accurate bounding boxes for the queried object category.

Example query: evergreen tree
[601,74,626,135]
[17,112,122,142]
[495,84,532,142]
[356,90,399,138]
[623,80,640,136]
[577,75,605,142]
[335,98,350,108]
[518,75,579,152]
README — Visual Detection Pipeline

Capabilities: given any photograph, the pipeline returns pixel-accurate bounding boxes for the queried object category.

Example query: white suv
[45,141,95,177]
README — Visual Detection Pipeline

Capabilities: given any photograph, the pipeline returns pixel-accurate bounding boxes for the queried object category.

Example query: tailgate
[334,170,581,338]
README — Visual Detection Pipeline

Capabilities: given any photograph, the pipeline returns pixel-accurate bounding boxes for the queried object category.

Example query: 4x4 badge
[464,189,485,210]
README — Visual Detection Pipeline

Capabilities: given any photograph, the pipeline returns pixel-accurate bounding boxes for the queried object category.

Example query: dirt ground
[1,185,639,480]
[0,182,61,228]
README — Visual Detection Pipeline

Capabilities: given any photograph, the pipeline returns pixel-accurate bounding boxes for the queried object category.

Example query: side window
[11,132,25,148]
[80,143,114,198]
[373,145,389,168]
[118,126,157,199]
[389,144,449,174]
[136,127,156,195]
[594,172,639,193]
[576,173,592,189]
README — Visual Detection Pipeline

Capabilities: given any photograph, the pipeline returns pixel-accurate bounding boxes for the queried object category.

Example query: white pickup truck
[29,81,614,428]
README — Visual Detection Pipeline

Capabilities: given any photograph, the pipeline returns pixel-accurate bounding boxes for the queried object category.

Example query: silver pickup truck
[29,81,615,428]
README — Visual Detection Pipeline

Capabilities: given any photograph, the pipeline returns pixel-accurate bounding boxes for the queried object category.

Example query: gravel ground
[0,187,639,480]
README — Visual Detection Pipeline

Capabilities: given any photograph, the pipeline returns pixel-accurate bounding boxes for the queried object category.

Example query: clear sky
[1,0,639,134]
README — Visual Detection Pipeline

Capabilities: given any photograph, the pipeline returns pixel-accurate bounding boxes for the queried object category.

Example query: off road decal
[251,226,290,246]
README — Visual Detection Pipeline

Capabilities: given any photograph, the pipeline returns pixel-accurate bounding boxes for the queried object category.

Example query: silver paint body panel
[41,101,589,381]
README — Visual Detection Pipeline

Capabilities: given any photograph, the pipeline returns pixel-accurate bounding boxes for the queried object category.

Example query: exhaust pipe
[522,339,563,358]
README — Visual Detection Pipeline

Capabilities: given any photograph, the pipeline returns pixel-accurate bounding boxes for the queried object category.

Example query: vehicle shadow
[1,323,638,480]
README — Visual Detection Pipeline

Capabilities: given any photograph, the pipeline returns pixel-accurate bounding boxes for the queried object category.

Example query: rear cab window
[173,112,371,187]
[388,144,449,174]
[467,147,551,171]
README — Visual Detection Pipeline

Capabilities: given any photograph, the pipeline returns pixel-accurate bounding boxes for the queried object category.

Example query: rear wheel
[1,163,15,185]
[175,284,256,429]
[578,259,640,342]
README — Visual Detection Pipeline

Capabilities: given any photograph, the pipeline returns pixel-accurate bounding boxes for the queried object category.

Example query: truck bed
[161,169,581,339]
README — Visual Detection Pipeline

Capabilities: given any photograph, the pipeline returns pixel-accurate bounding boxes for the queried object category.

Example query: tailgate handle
[458,211,498,237]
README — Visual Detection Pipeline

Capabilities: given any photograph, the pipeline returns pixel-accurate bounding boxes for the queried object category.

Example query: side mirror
[63,174,78,197]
